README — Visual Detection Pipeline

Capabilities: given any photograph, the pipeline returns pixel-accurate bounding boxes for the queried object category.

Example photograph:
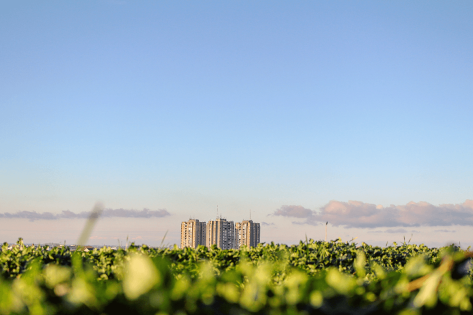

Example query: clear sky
[1,1,472,248]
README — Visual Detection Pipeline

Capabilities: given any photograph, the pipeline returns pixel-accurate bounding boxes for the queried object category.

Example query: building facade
[206,217,236,249]
[180,219,206,248]
[235,220,260,248]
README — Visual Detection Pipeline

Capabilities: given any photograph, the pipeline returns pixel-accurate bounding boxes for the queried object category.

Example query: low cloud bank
[368,229,420,234]
[0,208,170,221]
[272,200,473,228]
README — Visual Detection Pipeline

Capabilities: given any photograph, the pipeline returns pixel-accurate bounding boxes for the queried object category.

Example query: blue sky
[1,1,472,247]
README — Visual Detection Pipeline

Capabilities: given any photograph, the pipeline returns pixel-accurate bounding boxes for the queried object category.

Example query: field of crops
[1,239,472,315]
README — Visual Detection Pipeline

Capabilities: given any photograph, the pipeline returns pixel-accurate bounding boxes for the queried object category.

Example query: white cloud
[272,200,473,228]
[270,205,312,218]
[368,228,420,234]
[0,208,171,221]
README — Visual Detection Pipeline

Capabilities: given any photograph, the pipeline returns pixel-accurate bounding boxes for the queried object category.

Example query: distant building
[206,217,236,249]
[180,215,261,250]
[83,246,94,252]
[180,219,206,248]
[235,220,260,248]
[45,243,61,247]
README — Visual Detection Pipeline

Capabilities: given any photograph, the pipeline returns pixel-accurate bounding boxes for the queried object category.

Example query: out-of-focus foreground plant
[0,239,471,314]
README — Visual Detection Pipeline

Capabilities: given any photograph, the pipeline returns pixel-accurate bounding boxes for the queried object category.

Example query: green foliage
[0,238,471,314]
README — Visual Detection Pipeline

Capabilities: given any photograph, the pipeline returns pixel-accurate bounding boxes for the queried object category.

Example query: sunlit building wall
[206,217,236,249]
[235,220,260,248]
[180,219,206,248]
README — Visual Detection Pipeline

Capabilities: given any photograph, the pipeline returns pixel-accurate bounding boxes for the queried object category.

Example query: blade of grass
[159,230,168,249]
[77,202,104,247]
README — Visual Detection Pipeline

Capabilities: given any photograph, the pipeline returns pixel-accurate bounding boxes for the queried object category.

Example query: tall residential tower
[206,217,236,249]
[235,220,260,248]
[180,219,206,248]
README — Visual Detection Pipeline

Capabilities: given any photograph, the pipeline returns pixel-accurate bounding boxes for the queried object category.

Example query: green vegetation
[0,238,472,314]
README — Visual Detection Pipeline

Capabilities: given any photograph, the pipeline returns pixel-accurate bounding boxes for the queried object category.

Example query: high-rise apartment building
[235,220,260,248]
[206,217,236,249]
[180,219,206,248]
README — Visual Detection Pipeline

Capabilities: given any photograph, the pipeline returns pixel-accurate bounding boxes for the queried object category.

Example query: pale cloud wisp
[0,208,171,221]
[272,200,473,228]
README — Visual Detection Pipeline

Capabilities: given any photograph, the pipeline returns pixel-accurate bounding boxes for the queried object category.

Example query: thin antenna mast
[217,205,219,219]
[250,209,251,220]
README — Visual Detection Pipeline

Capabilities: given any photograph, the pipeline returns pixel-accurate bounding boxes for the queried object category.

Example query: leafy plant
[0,238,472,314]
